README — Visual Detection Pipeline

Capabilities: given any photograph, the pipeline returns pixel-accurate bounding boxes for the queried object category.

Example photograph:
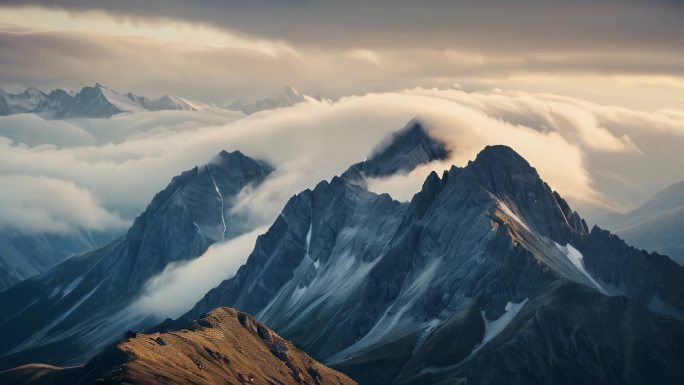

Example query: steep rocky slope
[0,151,272,369]
[2,119,682,384]
[392,282,684,385]
[0,121,447,374]
[167,144,684,384]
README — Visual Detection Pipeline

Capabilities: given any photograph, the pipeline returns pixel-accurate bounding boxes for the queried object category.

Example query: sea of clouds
[2,86,683,318]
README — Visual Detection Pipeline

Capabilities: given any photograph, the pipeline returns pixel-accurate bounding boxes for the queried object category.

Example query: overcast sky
[0,1,683,238]
[0,1,682,109]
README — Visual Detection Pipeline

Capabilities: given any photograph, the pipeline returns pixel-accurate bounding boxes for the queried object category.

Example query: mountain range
[602,180,684,266]
[0,84,197,119]
[0,150,273,369]
[167,139,684,384]
[1,121,683,384]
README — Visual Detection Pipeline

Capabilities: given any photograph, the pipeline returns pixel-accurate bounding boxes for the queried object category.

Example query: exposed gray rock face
[61,85,121,118]
[343,120,449,179]
[0,84,196,119]
[2,117,681,383]
[0,151,272,370]
[181,174,407,330]
[168,120,450,326]
[395,282,684,385]
[167,142,684,384]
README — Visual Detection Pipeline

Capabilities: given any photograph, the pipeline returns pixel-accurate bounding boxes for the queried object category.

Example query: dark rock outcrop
[343,120,449,179]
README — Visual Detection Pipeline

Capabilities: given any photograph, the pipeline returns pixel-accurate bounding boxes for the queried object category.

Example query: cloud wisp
[0,174,128,234]
[130,225,269,318]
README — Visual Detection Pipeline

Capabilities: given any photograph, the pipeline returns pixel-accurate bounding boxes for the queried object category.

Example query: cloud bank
[2,87,683,238]
[2,86,683,319]
[130,225,269,318]
[0,174,128,234]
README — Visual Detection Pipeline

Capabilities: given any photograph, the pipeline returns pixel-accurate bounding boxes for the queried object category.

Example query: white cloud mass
[0,174,128,234]
[1,87,683,237]
[130,225,269,318]
[2,86,683,320]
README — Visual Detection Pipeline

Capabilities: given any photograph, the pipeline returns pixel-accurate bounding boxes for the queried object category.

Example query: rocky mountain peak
[0,84,197,118]
[210,149,247,164]
[0,150,274,368]
[81,83,109,98]
[208,150,274,180]
[47,88,72,100]
[364,120,449,177]
[343,120,449,181]
[22,87,45,97]
[467,145,539,191]
[456,145,588,241]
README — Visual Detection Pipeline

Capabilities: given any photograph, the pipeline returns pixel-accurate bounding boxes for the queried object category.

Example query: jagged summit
[0,84,196,118]
[0,150,273,369]
[67,84,122,118]
[465,144,542,199]
[471,145,535,172]
[210,149,250,164]
[206,150,274,195]
[344,120,449,180]
[455,145,588,241]
[366,120,449,176]
[165,130,684,384]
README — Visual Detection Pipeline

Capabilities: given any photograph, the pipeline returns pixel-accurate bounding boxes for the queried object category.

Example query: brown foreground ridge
[0,307,356,385]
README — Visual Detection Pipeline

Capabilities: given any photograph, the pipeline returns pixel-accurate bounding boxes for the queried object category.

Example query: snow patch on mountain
[61,276,84,298]
[208,170,227,239]
[0,84,198,119]
[329,258,443,363]
[291,283,309,304]
[554,242,606,293]
[98,86,148,113]
[305,223,312,258]
[497,201,531,231]
[470,299,528,357]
